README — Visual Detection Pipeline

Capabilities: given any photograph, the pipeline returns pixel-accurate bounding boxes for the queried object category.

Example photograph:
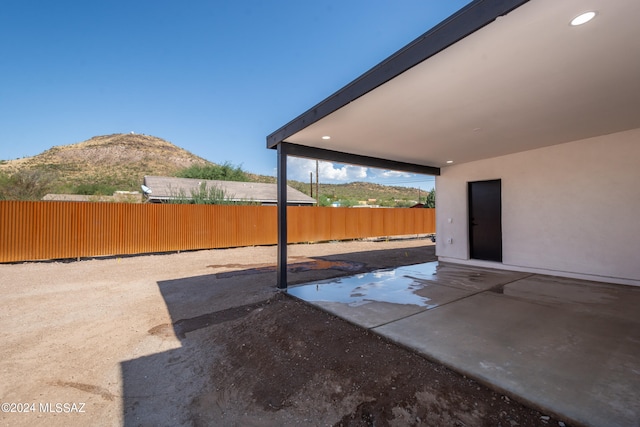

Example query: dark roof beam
[281,143,440,176]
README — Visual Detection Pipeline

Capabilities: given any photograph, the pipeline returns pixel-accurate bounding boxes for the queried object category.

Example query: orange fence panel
[286,206,435,243]
[0,201,435,263]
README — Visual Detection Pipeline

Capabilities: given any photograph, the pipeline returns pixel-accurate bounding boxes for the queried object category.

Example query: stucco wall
[436,128,640,286]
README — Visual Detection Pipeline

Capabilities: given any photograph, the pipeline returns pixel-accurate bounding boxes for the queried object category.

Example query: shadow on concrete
[120,244,436,425]
[290,260,640,427]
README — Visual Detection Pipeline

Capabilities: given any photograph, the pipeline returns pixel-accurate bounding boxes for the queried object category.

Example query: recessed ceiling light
[570,11,596,26]
[446,160,454,164]
[321,135,331,140]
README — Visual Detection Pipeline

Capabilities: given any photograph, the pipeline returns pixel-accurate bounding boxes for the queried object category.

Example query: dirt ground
[0,239,567,426]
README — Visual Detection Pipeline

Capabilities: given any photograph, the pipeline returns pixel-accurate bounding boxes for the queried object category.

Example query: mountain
[246,176,428,206]
[289,181,428,207]
[0,133,211,194]
[0,133,430,205]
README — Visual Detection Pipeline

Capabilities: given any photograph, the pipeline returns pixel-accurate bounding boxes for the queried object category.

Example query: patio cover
[267,0,640,288]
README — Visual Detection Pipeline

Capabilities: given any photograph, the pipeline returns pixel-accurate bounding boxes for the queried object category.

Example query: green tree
[176,162,249,182]
[318,195,332,207]
[424,189,436,208]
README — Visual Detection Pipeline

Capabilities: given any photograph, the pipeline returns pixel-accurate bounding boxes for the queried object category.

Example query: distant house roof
[143,176,316,206]
[42,192,142,203]
[43,194,105,202]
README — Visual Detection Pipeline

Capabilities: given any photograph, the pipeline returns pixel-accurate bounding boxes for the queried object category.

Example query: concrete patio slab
[502,274,640,322]
[288,261,531,328]
[289,262,640,427]
[397,262,532,292]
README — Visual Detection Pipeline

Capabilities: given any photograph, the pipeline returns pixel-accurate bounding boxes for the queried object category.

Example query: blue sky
[1,1,472,190]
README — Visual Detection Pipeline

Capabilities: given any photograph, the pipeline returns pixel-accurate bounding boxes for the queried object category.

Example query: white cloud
[287,158,368,182]
[371,169,413,179]
[278,157,435,190]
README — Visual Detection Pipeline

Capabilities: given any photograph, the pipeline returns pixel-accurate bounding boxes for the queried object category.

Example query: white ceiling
[284,0,640,169]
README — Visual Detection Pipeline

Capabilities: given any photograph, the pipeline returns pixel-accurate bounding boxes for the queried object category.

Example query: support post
[277,143,288,290]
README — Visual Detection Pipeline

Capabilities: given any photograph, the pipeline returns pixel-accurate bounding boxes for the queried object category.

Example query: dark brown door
[468,180,502,262]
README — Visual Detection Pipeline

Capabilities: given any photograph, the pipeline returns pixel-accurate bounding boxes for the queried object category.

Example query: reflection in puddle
[394,263,439,276]
[289,266,437,308]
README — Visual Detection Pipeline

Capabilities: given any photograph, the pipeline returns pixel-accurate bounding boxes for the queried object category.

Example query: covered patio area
[268,1,640,425]
[268,0,640,289]
[288,262,640,427]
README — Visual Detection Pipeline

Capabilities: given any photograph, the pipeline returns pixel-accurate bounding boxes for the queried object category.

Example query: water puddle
[288,265,438,308]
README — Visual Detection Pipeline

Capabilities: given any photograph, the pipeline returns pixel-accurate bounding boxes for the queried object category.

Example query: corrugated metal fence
[0,201,435,263]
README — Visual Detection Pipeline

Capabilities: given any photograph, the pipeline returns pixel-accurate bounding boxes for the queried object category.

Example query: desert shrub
[166,182,235,205]
[176,162,248,182]
[0,169,56,200]
[74,183,117,196]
